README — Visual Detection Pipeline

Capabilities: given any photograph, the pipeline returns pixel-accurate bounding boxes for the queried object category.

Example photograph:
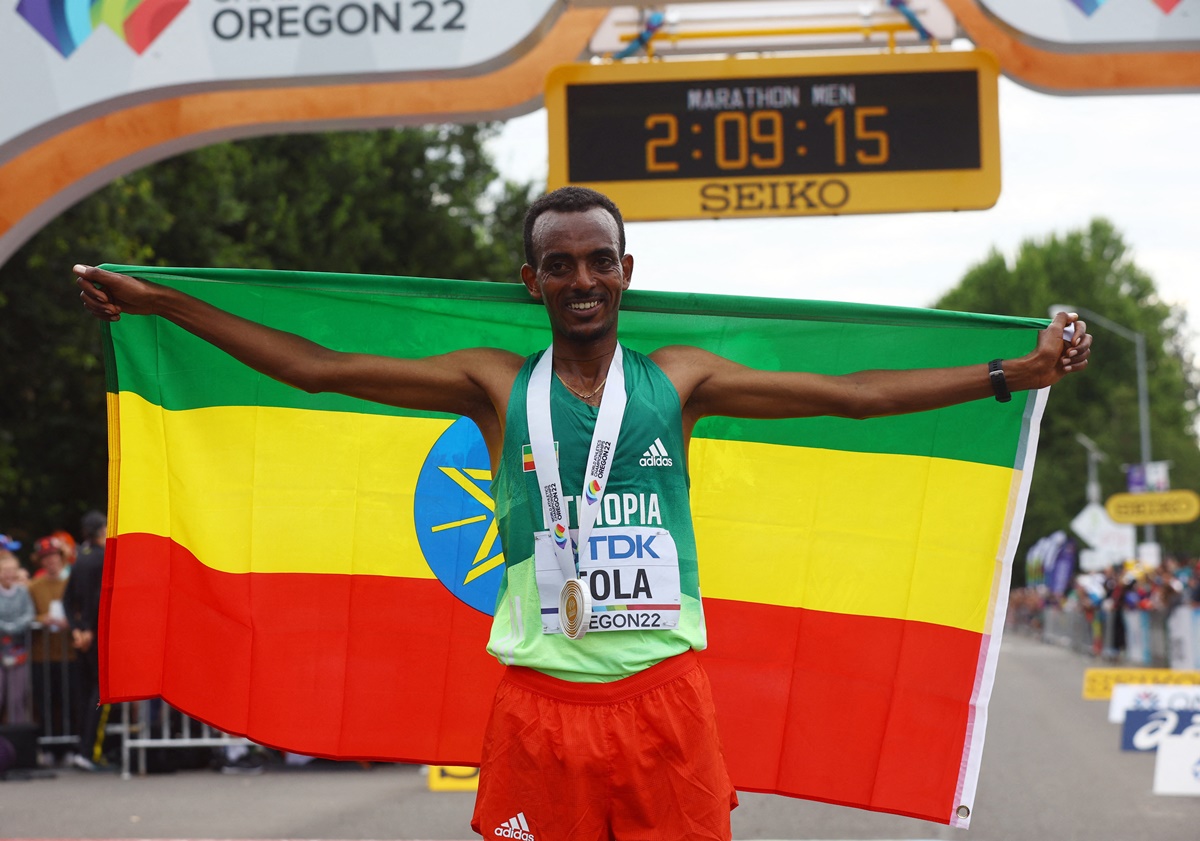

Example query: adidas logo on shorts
[639,437,673,467]
[494,812,535,840]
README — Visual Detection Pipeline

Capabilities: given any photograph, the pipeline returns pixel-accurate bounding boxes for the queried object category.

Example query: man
[0,552,35,725]
[77,186,1090,840]
[63,510,108,769]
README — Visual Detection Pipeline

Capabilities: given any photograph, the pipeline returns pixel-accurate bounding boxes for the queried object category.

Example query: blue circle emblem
[413,417,503,615]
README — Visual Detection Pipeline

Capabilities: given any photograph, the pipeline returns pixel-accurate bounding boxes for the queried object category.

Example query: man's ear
[521,264,541,299]
[621,253,634,290]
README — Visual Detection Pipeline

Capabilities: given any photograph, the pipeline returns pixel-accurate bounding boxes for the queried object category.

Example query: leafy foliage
[0,125,534,547]
[935,219,1200,577]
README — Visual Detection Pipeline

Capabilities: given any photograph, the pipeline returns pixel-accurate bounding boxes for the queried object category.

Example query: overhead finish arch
[0,2,605,266]
[2,0,1198,267]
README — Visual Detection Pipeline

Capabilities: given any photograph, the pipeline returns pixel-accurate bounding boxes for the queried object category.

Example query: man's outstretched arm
[74,265,520,427]
[654,311,1091,427]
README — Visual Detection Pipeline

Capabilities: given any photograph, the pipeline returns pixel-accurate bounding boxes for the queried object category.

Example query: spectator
[0,537,26,586]
[30,532,74,581]
[63,510,109,770]
[28,535,75,763]
[0,553,35,724]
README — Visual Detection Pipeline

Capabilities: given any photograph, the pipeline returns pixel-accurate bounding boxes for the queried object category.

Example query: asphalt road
[2,633,1197,840]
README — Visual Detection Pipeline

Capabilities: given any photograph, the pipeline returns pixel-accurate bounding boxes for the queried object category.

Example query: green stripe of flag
[101,265,1044,468]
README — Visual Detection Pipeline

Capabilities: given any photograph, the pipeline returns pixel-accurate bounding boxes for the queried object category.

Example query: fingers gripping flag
[98,266,1050,826]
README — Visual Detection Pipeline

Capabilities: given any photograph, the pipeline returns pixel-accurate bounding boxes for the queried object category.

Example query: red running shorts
[471,649,737,841]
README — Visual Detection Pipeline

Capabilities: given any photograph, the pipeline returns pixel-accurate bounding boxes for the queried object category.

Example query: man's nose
[572,267,599,290]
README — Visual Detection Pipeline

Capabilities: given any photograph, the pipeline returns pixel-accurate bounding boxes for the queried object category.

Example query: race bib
[535,526,681,634]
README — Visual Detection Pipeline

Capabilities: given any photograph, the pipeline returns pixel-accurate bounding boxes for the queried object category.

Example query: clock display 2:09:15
[644,106,890,175]
[563,70,983,182]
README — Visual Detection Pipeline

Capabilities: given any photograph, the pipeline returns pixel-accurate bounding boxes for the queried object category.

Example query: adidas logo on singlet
[494,812,535,840]
[639,437,674,467]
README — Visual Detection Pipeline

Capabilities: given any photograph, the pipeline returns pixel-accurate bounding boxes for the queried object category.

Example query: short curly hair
[523,187,626,267]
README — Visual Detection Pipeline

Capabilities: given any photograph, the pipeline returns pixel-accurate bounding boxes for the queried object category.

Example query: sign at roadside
[1106,490,1200,525]
[1084,668,1200,700]
[1070,501,1136,569]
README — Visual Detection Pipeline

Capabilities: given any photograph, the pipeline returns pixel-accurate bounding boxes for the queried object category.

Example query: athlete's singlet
[486,346,707,682]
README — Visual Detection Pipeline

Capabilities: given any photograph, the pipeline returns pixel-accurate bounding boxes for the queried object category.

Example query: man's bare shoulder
[443,346,524,380]
[646,345,734,410]
[648,344,724,375]
[452,346,526,365]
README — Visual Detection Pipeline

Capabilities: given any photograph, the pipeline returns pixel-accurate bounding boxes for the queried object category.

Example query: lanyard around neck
[526,344,627,586]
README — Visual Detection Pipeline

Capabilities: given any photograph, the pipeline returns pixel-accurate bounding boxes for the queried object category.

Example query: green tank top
[486,346,707,682]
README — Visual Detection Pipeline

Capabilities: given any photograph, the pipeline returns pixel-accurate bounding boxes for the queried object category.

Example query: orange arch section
[944,0,1200,93]
[0,7,606,265]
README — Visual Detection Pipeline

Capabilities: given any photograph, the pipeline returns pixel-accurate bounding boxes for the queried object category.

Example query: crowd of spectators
[0,511,110,771]
[1018,554,1200,614]
[1009,551,1200,662]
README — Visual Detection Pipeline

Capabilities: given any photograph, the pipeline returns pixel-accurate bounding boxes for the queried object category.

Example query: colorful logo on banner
[16,0,189,57]
[1067,0,1183,14]
[413,417,504,615]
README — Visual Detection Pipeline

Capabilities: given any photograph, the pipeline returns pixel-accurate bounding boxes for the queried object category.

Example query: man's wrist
[992,356,1038,395]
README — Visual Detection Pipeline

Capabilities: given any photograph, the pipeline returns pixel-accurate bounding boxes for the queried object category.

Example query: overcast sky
[489,77,1200,361]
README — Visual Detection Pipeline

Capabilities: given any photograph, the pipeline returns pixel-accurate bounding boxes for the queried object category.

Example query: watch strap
[988,359,1011,403]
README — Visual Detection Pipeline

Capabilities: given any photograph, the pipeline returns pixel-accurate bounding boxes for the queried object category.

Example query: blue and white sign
[1121,708,1200,752]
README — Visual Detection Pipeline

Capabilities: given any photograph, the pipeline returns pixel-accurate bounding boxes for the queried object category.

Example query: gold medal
[559,578,591,640]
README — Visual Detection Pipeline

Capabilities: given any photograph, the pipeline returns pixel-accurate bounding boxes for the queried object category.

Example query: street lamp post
[1049,304,1154,544]
[1075,432,1106,506]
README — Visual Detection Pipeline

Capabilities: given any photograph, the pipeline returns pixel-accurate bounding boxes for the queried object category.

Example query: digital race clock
[546,51,1000,221]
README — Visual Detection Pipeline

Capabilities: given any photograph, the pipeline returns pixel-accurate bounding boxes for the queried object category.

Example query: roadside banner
[1122,708,1200,752]
[1109,684,1200,724]
[1153,730,1200,796]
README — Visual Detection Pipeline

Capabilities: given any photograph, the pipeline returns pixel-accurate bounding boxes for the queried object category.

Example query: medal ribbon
[527,344,627,588]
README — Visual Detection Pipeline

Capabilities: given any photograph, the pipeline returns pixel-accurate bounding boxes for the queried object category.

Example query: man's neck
[549,337,618,407]
[550,337,618,380]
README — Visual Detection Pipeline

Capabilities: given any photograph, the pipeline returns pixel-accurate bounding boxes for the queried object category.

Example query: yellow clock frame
[547,50,1001,221]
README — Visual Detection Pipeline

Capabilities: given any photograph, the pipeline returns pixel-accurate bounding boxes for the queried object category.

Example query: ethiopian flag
[99,266,1050,827]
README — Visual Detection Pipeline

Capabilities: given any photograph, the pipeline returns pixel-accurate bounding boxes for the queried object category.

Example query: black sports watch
[988,359,1011,403]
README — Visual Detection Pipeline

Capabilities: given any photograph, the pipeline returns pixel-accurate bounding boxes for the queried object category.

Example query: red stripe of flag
[102,534,982,821]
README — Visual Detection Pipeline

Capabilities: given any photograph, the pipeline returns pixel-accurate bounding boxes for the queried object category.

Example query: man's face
[521,207,633,344]
[41,551,64,577]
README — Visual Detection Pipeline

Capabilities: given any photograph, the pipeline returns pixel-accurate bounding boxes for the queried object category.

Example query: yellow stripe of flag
[115,391,443,579]
[116,393,1012,632]
[690,437,1014,634]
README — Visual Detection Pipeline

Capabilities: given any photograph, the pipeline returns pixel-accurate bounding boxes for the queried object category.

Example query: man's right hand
[70,262,519,463]
[75,264,157,320]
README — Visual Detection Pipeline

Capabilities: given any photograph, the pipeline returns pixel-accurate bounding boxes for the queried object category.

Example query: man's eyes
[544,256,618,274]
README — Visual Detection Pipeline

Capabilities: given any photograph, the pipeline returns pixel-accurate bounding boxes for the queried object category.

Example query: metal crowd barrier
[1039,605,1095,654]
[27,622,80,758]
[3,624,248,777]
[118,700,250,779]
[1032,604,1189,668]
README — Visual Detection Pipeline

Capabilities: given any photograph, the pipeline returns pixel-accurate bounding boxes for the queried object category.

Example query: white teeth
[568,301,599,311]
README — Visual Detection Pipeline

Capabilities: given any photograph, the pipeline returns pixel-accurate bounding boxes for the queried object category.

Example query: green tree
[934,219,1200,580]
[0,125,535,549]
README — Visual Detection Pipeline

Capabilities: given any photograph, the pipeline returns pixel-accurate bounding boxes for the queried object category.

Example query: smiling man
[76,186,1090,840]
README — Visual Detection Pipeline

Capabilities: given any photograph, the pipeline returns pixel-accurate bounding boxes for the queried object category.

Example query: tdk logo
[586,533,659,560]
[639,437,673,467]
